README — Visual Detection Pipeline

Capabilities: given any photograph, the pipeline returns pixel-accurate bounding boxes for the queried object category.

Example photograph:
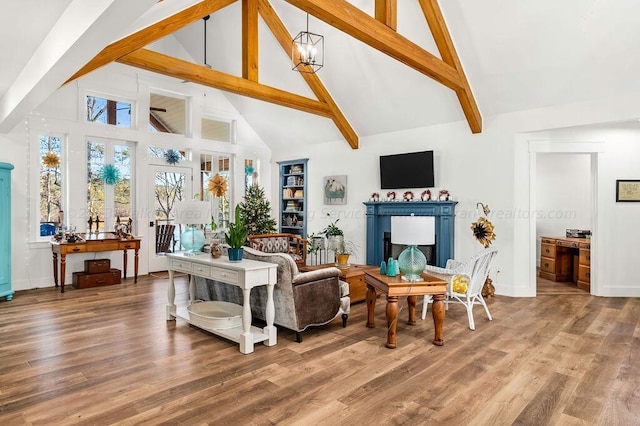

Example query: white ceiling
[2,0,640,148]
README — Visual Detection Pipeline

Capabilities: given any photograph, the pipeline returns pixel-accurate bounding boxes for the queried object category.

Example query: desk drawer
[65,244,87,253]
[578,265,591,283]
[557,240,578,249]
[191,263,211,277]
[541,243,556,258]
[120,242,138,250]
[540,257,556,273]
[211,267,239,284]
[541,237,556,245]
[579,249,591,266]
[169,259,192,273]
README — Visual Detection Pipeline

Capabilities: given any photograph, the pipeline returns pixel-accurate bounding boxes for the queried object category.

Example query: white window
[38,135,64,236]
[200,153,232,229]
[87,139,135,232]
[86,95,132,128]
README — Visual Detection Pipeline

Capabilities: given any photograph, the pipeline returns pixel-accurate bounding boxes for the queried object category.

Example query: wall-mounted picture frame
[616,179,640,202]
[324,175,347,204]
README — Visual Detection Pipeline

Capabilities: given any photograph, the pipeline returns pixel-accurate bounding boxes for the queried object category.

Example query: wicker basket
[187,301,243,330]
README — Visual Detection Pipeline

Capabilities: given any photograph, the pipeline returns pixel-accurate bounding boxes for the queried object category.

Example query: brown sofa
[194,246,349,342]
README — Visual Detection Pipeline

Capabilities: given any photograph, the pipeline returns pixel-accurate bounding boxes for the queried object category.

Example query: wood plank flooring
[1,275,638,425]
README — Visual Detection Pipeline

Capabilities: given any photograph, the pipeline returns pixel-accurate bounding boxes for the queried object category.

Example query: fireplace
[363,201,457,267]
[383,231,436,265]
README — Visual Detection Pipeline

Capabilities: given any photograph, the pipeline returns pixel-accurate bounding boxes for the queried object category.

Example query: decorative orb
[180,226,205,253]
[398,245,426,281]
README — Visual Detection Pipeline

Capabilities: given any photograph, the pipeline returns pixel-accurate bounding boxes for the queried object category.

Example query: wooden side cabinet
[0,162,14,301]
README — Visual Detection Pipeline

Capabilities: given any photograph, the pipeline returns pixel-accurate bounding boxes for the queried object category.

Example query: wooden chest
[72,269,121,289]
[84,259,111,274]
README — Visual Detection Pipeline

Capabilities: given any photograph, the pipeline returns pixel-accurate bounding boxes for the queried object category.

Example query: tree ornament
[208,173,228,197]
[101,164,120,185]
[42,152,60,168]
[165,149,181,165]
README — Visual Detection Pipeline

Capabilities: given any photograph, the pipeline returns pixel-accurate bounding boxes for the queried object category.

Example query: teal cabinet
[0,162,13,301]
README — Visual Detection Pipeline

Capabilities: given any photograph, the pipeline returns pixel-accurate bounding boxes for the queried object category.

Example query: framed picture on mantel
[616,179,640,202]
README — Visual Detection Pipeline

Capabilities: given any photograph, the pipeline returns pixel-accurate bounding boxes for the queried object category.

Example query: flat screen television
[379,150,434,189]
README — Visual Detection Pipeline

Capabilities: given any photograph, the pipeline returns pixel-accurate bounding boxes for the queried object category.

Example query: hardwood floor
[1,275,638,425]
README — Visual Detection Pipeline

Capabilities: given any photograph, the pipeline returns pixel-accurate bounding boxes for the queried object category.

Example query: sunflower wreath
[471,217,496,248]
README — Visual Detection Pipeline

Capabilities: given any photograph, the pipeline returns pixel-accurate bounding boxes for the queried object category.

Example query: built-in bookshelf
[278,159,308,238]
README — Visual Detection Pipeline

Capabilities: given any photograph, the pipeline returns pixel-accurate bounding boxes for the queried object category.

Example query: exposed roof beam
[119,49,333,117]
[375,0,397,30]
[258,0,358,148]
[242,0,259,81]
[418,0,481,133]
[65,0,237,84]
[284,0,481,133]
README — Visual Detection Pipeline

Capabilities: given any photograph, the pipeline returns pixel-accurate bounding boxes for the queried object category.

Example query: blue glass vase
[180,226,205,254]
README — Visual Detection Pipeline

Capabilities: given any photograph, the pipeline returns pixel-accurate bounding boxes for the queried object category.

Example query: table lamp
[391,215,436,281]
[174,200,211,255]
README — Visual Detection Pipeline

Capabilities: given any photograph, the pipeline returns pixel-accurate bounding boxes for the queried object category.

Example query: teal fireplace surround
[363,201,457,268]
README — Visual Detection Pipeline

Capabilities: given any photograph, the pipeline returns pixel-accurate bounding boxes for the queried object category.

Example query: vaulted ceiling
[2,0,640,149]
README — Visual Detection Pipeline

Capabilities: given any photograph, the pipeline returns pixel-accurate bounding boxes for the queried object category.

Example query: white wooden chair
[421,247,498,330]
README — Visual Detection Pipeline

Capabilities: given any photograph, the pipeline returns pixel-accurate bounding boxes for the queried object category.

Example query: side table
[300,263,374,303]
[364,269,447,348]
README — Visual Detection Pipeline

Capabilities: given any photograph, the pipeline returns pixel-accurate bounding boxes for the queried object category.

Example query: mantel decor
[615,179,640,202]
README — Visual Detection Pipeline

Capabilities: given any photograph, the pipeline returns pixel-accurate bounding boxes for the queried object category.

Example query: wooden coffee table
[364,269,447,348]
[300,263,374,303]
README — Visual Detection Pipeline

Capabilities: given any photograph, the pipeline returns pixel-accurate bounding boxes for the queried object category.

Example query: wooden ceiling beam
[284,0,481,133]
[258,0,358,149]
[242,0,259,81]
[65,0,237,84]
[375,0,397,30]
[417,0,481,133]
[284,0,461,90]
[118,49,333,117]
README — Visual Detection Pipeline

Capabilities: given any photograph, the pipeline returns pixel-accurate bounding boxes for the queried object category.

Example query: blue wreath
[165,149,181,165]
[245,165,254,175]
[102,164,120,185]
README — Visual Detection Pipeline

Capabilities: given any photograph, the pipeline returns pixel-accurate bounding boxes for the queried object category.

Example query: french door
[148,165,191,272]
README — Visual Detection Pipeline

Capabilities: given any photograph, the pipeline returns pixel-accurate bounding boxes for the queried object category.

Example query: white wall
[274,91,640,298]
[535,153,592,263]
[0,62,272,292]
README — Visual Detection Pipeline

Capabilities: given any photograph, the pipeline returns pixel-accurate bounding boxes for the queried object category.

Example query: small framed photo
[616,179,640,202]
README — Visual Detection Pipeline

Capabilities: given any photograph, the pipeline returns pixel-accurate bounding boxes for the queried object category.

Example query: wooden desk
[540,236,590,291]
[51,233,141,293]
[166,253,278,354]
[364,270,447,348]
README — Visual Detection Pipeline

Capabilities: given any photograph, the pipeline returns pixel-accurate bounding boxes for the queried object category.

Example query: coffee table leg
[407,295,417,325]
[432,293,445,346]
[366,284,377,328]
[386,295,398,349]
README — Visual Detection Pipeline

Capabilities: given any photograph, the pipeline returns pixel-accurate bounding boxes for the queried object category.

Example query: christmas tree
[239,185,277,235]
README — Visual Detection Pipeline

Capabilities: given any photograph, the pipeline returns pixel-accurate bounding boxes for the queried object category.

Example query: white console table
[166,253,278,354]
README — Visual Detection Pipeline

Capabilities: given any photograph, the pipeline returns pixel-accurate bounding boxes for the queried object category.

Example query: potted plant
[335,239,358,267]
[225,205,249,262]
[320,213,344,251]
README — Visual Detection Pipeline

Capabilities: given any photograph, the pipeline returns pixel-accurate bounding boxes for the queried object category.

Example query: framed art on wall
[616,179,640,202]
[324,175,347,204]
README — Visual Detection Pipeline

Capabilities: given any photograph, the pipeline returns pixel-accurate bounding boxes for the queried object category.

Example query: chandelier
[292,14,324,73]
